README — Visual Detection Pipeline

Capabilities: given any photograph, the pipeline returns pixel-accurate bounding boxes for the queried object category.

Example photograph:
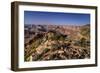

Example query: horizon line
[24,23,90,26]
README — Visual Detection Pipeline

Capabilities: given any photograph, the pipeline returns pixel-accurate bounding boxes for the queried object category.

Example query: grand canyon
[24,24,90,61]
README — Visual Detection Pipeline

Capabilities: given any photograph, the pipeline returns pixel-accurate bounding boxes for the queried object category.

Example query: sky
[24,11,90,26]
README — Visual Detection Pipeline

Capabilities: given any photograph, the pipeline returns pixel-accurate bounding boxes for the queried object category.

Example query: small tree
[80,37,86,47]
